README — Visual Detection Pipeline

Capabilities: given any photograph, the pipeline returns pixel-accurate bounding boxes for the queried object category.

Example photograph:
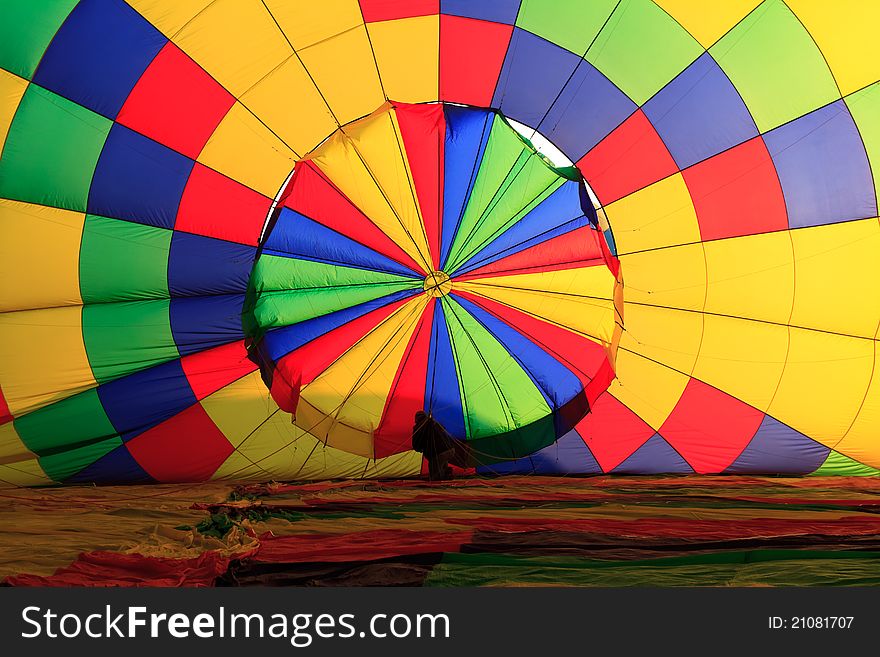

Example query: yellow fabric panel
[172,0,291,97]
[608,348,690,430]
[0,199,84,313]
[655,0,761,48]
[367,16,439,103]
[703,230,794,325]
[618,302,703,375]
[296,25,385,126]
[125,0,213,37]
[455,265,618,343]
[788,0,880,95]
[263,0,363,50]
[197,102,296,197]
[834,340,880,468]
[619,242,706,311]
[213,417,421,481]
[0,306,95,416]
[0,459,52,488]
[298,295,427,455]
[0,69,28,151]
[693,313,789,411]
[0,421,34,465]
[240,55,338,157]
[603,173,702,255]
[767,327,874,445]
[789,218,880,339]
[310,108,433,271]
[200,371,274,447]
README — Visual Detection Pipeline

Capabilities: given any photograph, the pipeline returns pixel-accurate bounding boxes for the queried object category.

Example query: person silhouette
[411,411,455,481]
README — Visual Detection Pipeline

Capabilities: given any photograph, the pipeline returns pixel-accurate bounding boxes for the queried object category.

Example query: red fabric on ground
[446,516,880,541]
[4,550,241,587]
[253,529,474,563]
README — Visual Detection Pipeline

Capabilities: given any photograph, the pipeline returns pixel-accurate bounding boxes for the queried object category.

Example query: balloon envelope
[0,0,878,484]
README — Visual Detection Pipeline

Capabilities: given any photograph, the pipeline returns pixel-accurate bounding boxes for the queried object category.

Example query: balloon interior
[1,0,879,487]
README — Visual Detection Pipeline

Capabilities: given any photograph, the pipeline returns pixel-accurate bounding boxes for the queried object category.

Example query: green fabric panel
[516,0,618,55]
[586,0,703,106]
[253,255,417,292]
[445,116,528,269]
[0,0,78,79]
[442,296,550,441]
[14,387,117,455]
[247,256,420,330]
[812,449,880,476]
[446,176,564,275]
[427,550,880,587]
[845,82,880,202]
[710,0,840,132]
[80,215,172,303]
[82,299,178,384]
[0,84,110,211]
[40,436,123,482]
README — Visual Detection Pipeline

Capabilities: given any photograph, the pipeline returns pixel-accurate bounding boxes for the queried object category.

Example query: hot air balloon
[0,0,878,486]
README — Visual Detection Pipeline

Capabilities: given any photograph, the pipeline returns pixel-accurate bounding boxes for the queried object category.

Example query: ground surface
[2,476,879,586]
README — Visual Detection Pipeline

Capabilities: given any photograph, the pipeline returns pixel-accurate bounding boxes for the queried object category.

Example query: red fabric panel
[286,162,426,274]
[577,109,677,205]
[126,404,234,483]
[0,383,11,424]
[440,15,512,107]
[373,299,435,457]
[457,226,606,279]
[273,295,414,404]
[117,42,234,159]
[254,529,473,563]
[394,103,444,270]
[360,0,439,22]
[659,378,764,474]
[576,393,656,471]
[4,550,237,587]
[270,363,301,415]
[682,136,788,241]
[176,164,272,246]
[181,340,257,401]
[452,289,610,386]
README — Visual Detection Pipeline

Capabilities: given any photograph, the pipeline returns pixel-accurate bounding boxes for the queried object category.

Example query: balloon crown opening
[423,271,452,298]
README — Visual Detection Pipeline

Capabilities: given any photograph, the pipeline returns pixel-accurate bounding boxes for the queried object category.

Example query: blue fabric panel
[725,415,831,474]
[170,294,245,356]
[168,232,255,296]
[261,289,420,362]
[264,208,420,277]
[764,99,877,229]
[643,53,757,169]
[89,124,194,229]
[441,0,521,24]
[452,295,582,410]
[97,359,196,440]
[425,300,467,440]
[66,444,154,484]
[613,434,694,474]
[491,28,583,129]
[454,181,587,274]
[539,59,637,162]
[478,429,601,474]
[32,0,166,118]
[441,106,493,269]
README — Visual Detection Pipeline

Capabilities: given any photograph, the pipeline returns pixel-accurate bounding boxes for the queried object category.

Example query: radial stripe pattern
[244,102,620,461]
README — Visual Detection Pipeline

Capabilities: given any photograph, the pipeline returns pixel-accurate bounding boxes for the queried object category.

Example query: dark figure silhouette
[411,411,455,481]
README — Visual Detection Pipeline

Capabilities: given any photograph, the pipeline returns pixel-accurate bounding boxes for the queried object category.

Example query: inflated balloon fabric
[1,0,878,484]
